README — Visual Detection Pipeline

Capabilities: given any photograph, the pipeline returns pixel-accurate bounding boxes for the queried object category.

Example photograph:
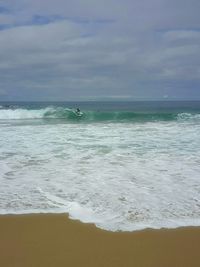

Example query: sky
[0,0,200,101]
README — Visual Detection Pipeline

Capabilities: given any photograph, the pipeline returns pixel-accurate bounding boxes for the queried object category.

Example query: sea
[0,101,200,231]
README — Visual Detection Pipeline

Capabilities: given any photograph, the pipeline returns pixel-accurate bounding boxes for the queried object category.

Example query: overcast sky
[0,0,200,101]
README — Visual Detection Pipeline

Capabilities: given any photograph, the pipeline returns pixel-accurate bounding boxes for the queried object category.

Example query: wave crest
[0,107,199,122]
[177,112,200,121]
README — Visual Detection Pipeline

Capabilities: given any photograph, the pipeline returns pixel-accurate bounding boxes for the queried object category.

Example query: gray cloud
[0,0,200,100]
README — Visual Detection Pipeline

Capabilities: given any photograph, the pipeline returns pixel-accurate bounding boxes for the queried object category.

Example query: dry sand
[0,213,200,267]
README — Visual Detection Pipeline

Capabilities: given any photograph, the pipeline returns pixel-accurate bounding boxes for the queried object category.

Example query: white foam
[0,108,47,120]
[0,120,200,231]
[0,107,64,120]
[177,112,200,122]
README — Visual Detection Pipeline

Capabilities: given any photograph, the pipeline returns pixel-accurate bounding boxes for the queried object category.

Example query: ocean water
[0,101,200,231]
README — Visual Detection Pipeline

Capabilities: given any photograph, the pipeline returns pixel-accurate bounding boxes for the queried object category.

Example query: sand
[0,214,200,267]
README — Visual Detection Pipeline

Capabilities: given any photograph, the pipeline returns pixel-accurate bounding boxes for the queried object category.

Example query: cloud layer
[0,0,200,100]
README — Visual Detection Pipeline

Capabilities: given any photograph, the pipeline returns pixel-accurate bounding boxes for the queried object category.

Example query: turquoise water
[0,101,200,123]
[0,101,200,231]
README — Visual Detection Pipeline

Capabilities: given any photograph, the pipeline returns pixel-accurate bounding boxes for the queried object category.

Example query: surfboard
[73,110,83,117]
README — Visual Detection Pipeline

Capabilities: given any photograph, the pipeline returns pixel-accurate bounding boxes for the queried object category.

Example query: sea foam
[0,117,200,231]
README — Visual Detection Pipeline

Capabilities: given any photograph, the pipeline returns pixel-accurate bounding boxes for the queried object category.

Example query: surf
[0,101,200,232]
[0,106,199,123]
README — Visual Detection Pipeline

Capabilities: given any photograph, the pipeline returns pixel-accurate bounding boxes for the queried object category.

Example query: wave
[0,107,199,123]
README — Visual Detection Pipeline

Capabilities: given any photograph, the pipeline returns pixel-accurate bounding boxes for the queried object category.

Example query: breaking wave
[0,106,199,123]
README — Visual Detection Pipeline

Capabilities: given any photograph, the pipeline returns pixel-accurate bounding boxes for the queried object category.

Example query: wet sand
[0,214,200,267]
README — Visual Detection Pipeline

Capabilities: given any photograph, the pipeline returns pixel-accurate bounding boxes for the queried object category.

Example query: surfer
[76,108,81,115]
[75,108,82,117]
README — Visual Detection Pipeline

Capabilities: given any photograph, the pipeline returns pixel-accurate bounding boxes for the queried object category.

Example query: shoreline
[1,213,200,267]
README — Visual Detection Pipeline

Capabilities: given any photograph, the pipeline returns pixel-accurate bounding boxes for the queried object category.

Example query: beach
[0,214,200,267]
